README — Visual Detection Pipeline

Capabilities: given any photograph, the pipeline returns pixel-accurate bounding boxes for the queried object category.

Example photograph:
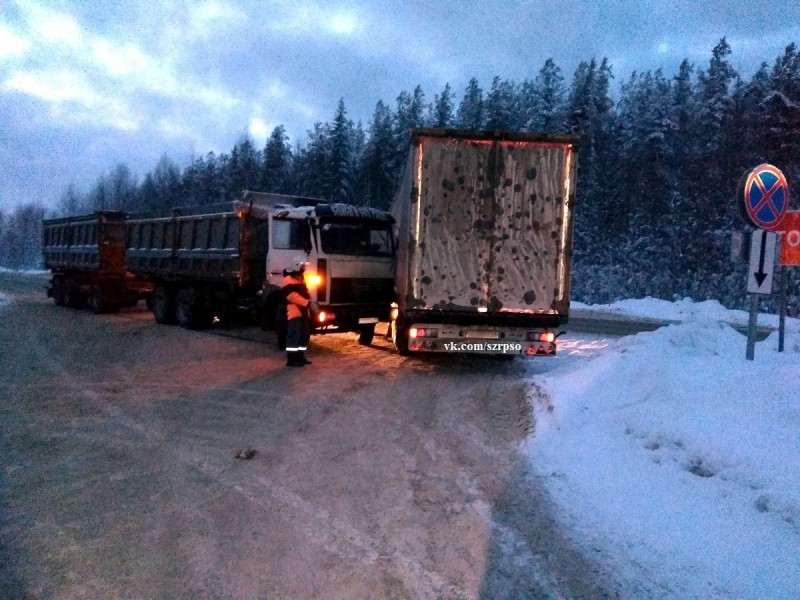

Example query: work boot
[285,351,304,367]
[299,352,312,365]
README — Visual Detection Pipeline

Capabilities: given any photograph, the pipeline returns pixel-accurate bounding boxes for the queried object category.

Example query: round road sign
[738,164,789,230]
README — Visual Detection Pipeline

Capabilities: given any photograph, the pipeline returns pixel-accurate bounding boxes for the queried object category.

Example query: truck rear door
[411,135,574,315]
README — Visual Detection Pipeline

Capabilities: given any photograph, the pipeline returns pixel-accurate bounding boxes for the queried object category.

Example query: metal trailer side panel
[42,212,127,276]
[396,130,577,319]
[125,216,176,277]
[125,210,268,291]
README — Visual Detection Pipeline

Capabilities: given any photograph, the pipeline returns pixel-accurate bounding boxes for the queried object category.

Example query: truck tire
[64,286,84,309]
[151,285,175,325]
[358,323,376,346]
[88,287,107,314]
[175,286,212,330]
[53,280,66,307]
[275,304,287,350]
[260,295,278,331]
[391,319,410,356]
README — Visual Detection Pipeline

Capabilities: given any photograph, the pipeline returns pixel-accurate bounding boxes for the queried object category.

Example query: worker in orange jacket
[282,255,313,367]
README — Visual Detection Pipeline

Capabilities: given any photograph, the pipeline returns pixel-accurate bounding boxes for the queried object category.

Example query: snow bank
[528,307,800,599]
[0,267,48,275]
[573,296,754,325]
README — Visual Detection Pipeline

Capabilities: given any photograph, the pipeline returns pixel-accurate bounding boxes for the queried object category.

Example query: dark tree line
[2,38,799,311]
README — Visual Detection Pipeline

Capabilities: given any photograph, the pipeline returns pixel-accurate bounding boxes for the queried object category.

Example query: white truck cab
[241,193,396,345]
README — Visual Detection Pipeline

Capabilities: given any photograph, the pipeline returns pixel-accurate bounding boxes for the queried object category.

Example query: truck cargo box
[391,128,579,355]
[42,211,148,311]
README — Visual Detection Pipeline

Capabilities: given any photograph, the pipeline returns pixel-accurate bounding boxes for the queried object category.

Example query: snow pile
[572,296,757,326]
[528,306,800,599]
[0,267,47,275]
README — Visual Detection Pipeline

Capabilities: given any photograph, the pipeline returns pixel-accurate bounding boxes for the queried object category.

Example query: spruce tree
[358,100,395,209]
[429,83,455,127]
[455,77,483,129]
[262,126,294,194]
[522,58,566,132]
[227,136,262,200]
[329,98,355,203]
[484,76,518,130]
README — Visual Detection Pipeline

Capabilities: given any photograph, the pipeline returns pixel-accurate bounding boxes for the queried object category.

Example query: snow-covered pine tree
[455,78,483,130]
[522,58,567,133]
[226,136,262,202]
[329,98,356,203]
[484,76,519,130]
[262,126,294,195]
[357,100,395,209]
[429,83,455,128]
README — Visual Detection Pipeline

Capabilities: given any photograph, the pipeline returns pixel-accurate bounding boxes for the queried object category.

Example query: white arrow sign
[747,230,777,294]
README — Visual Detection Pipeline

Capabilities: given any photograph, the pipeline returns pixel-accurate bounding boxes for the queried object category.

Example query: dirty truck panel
[392,128,579,356]
[412,136,573,314]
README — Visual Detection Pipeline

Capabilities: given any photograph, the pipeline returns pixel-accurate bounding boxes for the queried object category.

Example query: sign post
[746,295,759,361]
[778,267,787,353]
[777,212,800,352]
[737,164,791,360]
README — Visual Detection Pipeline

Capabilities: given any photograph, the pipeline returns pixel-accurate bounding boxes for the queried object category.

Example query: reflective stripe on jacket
[282,274,310,320]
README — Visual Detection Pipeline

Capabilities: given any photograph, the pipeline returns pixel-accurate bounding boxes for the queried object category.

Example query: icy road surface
[0,271,618,600]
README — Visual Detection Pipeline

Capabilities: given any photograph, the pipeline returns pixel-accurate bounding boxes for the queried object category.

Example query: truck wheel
[358,323,376,346]
[275,305,287,350]
[175,287,211,329]
[64,287,84,309]
[88,287,106,314]
[391,319,410,356]
[151,285,175,325]
[53,281,66,307]
[175,287,201,329]
[260,296,278,331]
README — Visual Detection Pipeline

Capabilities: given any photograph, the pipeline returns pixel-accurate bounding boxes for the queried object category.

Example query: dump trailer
[126,191,396,344]
[42,211,151,312]
[389,128,579,356]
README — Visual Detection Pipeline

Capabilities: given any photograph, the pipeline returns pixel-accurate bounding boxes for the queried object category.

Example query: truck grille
[329,278,393,304]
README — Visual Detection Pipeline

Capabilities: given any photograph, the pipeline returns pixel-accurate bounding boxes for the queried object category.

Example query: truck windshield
[318,219,394,257]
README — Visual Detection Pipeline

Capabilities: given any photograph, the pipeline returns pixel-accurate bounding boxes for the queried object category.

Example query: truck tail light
[528,331,556,343]
[409,328,437,338]
[317,310,332,323]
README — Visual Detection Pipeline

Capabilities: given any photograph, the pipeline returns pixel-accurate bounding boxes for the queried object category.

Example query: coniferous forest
[2,39,799,310]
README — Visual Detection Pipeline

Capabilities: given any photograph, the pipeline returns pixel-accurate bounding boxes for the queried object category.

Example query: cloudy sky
[1,0,799,214]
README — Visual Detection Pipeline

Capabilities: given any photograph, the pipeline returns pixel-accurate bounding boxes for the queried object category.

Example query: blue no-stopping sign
[739,164,789,230]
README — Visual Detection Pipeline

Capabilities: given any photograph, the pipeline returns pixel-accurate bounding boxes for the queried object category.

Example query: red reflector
[526,346,536,356]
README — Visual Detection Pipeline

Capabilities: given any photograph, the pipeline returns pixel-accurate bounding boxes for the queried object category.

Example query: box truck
[389,128,578,356]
